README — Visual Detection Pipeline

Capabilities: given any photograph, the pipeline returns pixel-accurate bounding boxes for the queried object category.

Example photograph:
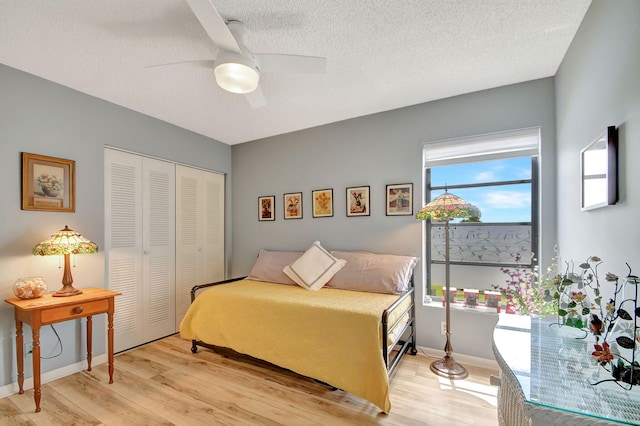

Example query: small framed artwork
[284,192,303,219]
[258,195,275,221]
[346,186,370,217]
[312,188,333,218]
[21,152,75,212]
[386,183,413,216]
[581,126,618,211]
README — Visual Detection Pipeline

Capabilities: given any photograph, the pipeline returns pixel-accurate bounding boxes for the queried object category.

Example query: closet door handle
[144,250,150,255]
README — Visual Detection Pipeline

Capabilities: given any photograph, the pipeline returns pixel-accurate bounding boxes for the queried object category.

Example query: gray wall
[232,78,558,360]
[5,0,634,384]
[555,1,640,295]
[0,64,231,388]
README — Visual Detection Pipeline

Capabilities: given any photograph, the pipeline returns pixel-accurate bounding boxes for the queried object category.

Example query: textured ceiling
[0,1,591,145]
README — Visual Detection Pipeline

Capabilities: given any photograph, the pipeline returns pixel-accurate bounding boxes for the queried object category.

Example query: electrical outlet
[24,342,33,358]
[440,321,447,335]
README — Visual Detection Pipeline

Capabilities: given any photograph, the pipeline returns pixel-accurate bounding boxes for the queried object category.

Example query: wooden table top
[4,287,121,310]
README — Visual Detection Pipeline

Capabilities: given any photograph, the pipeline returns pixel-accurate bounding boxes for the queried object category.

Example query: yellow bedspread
[179,279,404,412]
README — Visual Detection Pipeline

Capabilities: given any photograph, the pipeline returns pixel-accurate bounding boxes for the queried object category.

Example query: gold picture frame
[21,152,75,212]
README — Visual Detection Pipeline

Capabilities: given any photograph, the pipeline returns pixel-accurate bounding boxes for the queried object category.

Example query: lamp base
[430,354,468,380]
[52,284,83,297]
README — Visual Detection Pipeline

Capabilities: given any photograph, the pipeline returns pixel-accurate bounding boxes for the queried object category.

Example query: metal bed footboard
[189,276,246,353]
[382,276,418,375]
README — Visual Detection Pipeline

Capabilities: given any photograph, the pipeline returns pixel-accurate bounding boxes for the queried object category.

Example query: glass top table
[493,315,640,425]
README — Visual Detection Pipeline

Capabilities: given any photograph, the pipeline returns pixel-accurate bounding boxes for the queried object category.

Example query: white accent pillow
[283,241,347,291]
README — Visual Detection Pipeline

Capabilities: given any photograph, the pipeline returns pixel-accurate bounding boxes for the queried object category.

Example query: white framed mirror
[580,126,618,211]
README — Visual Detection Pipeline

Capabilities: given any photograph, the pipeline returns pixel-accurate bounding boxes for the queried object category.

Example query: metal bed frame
[188,275,417,376]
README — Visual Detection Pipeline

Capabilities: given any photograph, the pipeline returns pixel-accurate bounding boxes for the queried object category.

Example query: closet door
[201,169,225,284]
[142,158,176,341]
[175,165,224,329]
[106,148,175,352]
[105,149,143,352]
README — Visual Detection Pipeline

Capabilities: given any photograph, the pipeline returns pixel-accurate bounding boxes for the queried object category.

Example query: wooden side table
[4,287,121,412]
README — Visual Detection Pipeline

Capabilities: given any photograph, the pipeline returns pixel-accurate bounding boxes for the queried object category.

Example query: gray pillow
[327,251,418,294]
[247,249,303,285]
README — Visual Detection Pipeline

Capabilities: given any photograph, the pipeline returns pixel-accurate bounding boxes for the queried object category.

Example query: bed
[179,243,418,413]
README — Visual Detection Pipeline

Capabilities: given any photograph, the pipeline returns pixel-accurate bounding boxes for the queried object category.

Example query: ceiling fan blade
[244,85,267,109]
[185,0,241,53]
[255,54,326,74]
[146,59,215,69]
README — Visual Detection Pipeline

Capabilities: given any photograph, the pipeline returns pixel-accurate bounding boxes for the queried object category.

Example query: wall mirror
[580,126,618,211]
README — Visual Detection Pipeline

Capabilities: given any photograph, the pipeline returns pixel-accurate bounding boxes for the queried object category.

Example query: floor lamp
[417,190,481,380]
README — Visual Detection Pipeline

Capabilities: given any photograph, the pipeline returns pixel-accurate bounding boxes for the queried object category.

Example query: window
[422,128,540,297]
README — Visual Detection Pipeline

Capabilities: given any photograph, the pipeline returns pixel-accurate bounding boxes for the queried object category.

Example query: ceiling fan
[164,0,327,108]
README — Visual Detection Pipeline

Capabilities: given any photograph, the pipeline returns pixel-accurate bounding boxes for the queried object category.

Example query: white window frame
[422,127,541,297]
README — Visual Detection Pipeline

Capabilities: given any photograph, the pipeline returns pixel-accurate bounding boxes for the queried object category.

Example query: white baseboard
[417,345,499,371]
[0,354,108,399]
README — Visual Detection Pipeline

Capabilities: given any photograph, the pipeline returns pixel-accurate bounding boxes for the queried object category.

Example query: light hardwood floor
[1,335,499,425]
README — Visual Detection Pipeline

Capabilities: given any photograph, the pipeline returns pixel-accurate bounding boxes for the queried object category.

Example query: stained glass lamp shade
[33,225,98,297]
[417,190,481,380]
[416,191,481,222]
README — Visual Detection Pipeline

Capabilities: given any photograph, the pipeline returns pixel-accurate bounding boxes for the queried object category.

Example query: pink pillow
[247,250,303,285]
[327,251,418,294]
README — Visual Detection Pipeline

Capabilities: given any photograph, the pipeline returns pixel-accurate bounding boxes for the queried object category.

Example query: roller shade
[423,127,540,168]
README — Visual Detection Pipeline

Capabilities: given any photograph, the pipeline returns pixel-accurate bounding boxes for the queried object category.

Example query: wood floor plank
[0,334,499,425]
[7,383,102,426]
[146,343,387,422]
[51,372,173,425]
[114,350,172,380]
[0,397,35,425]
[93,363,264,425]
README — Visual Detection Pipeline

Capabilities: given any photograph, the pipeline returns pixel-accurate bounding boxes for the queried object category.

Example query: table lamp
[33,225,98,297]
[417,190,480,380]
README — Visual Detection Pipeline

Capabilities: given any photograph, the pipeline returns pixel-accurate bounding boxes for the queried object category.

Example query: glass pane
[430,183,531,223]
[431,157,532,186]
[431,223,532,264]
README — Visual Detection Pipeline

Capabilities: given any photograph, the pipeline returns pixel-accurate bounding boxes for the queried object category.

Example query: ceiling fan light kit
[214,55,260,94]
[183,0,326,105]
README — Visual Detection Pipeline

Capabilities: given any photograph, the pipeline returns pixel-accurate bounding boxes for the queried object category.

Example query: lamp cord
[40,324,63,360]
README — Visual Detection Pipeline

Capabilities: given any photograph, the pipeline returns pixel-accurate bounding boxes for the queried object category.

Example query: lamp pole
[430,218,468,379]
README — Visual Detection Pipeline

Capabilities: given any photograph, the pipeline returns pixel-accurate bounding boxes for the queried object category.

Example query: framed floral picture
[258,195,275,221]
[284,192,302,219]
[386,183,413,216]
[346,186,370,217]
[21,152,75,212]
[312,188,333,218]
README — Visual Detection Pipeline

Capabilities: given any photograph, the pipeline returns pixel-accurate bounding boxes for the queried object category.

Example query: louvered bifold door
[105,149,144,352]
[142,157,176,339]
[202,172,224,285]
[175,165,225,329]
[175,165,203,328]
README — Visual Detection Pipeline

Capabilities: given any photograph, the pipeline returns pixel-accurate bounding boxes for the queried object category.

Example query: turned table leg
[86,315,93,371]
[107,310,114,384]
[32,326,41,412]
[16,320,24,394]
